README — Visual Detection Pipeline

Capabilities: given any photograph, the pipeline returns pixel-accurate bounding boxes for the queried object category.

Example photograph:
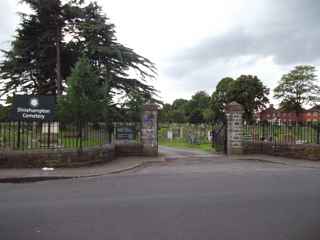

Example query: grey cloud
[165,0,320,82]
[0,1,19,55]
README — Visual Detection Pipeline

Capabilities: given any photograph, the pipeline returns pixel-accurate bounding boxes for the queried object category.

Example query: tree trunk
[56,28,62,96]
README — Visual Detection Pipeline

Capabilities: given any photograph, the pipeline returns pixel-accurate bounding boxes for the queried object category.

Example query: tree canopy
[159,92,211,124]
[186,91,211,124]
[57,56,110,123]
[0,0,157,105]
[158,75,269,124]
[274,65,320,113]
[210,75,269,123]
[230,75,269,122]
[210,77,234,122]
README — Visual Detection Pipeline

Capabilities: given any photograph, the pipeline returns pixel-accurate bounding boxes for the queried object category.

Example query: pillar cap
[225,102,244,113]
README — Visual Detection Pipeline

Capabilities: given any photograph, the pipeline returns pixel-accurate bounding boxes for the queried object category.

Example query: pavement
[1,148,320,240]
[231,154,320,169]
[0,145,320,182]
[159,145,320,168]
[0,155,165,183]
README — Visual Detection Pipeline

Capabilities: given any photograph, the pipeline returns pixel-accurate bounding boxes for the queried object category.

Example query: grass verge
[159,139,215,152]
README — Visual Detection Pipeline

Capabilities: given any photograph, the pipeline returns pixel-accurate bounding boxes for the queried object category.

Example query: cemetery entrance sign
[116,126,135,141]
[10,95,56,121]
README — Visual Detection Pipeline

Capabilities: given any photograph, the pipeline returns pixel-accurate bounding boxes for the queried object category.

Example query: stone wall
[0,145,116,168]
[223,101,320,160]
[0,141,157,168]
[0,102,160,168]
[244,142,320,161]
[115,143,143,157]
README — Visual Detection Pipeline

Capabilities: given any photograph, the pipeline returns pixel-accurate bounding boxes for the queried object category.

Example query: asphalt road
[159,145,215,156]
[1,147,320,240]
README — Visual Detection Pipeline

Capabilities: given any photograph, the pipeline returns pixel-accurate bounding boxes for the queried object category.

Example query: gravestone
[167,130,173,140]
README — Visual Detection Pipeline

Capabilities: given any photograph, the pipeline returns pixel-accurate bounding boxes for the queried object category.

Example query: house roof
[307,105,320,112]
[257,104,320,115]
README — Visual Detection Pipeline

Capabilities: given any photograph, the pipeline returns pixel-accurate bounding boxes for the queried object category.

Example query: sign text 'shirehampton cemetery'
[116,127,135,141]
[10,95,56,121]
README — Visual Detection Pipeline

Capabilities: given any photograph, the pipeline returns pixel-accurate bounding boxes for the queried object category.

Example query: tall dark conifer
[0,0,156,104]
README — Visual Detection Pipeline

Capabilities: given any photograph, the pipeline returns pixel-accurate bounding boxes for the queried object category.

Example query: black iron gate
[212,121,227,154]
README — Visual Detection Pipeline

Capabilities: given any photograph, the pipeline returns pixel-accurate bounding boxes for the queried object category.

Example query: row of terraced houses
[256,104,320,123]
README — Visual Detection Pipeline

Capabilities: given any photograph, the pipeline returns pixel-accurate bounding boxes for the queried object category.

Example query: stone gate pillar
[225,102,244,155]
[141,103,158,156]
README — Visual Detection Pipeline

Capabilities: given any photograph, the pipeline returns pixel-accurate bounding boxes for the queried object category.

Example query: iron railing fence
[243,121,320,145]
[0,121,113,151]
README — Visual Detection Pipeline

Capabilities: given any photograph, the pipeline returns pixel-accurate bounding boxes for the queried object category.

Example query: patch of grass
[159,139,215,152]
[62,137,105,149]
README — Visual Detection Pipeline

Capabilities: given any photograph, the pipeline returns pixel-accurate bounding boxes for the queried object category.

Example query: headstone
[208,130,212,142]
[42,122,59,134]
[167,130,173,140]
[180,127,183,138]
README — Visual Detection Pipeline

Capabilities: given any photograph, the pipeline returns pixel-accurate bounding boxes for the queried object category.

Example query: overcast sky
[1,0,320,104]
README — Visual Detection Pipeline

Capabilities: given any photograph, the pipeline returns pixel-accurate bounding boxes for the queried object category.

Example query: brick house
[256,104,277,122]
[302,106,320,122]
[256,105,320,123]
